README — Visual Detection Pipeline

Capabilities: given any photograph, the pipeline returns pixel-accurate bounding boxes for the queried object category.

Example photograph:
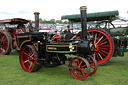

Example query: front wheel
[68,57,90,80]
[19,45,42,72]
[86,55,98,76]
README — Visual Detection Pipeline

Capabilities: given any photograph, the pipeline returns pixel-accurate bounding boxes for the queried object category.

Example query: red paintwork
[41,28,51,30]
[87,56,97,76]
[53,35,60,40]
[0,33,8,54]
[0,18,29,54]
[87,29,113,65]
[19,46,35,72]
[68,57,89,80]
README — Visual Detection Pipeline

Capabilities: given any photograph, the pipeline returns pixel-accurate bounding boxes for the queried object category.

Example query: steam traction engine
[15,6,97,80]
[0,18,29,55]
[61,10,128,65]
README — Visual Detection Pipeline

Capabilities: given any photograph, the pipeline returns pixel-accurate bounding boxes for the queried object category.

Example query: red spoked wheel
[69,57,90,80]
[19,45,42,72]
[88,28,114,65]
[0,31,12,55]
[87,55,97,76]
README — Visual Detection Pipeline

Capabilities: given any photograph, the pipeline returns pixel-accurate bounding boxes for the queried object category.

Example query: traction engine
[15,6,97,80]
[0,18,29,55]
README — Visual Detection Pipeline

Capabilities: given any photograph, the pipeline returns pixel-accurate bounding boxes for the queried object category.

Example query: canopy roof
[61,10,119,22]
[0,18,29,25]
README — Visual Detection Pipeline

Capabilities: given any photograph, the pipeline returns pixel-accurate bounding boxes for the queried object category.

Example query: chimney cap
[80,6,87,10]
[34,12,40,15]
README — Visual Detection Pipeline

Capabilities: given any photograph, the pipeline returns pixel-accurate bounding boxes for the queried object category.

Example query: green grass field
[0,52,128,85]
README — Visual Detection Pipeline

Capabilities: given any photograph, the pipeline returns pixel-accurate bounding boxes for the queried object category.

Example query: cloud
[18,9,30,14]
[0,0,128,20]
[0,11,16,15]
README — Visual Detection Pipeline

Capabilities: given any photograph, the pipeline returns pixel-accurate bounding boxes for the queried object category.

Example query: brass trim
[15,36,29,50]
[16,36,28,38]
[46,44,77,53]
[33,43,38,51]
[80,6,87,10]
[19,36,31,49]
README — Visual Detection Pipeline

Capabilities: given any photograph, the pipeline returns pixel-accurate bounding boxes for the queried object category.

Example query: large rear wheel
[19,45,42,72]
[88,28,114,65]
[0,31,12,55]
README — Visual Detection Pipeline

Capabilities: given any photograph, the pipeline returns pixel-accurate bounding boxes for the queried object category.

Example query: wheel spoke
[29,47,32,55]
[97,32,101,41]
[1,45,7,50]
[95,52,100,61]
[75,70,78,76]
[99,50,106,57]
[93,52,96,59]
[3,44,8,48]
[100,45,110,47]
[3,41,8,44]
[3,37,7,41]
[23,52,30,57]
[94,33,97,43]
[99,38,107,44]
[29,62,32,70]
[77,58,80,65]
[30,53,35,60]
[98,41,108,46]
[78,71,80,77]
[98,53,103,60]
[31,61,35,66]
[73,61,77,66]
[100,49,108,54]
[1,35,5,41]
[79,60,83,66]
[90,66,95,69]
[89,59,93,63]
[100,47,110,50]
[81,69,87,73]
[81,70,86,76]
[81,64,87,68]
[96,36,103,45]
[24,60,29,63]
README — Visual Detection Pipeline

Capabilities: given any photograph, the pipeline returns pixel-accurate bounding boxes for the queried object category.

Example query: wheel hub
[28,57,33,61]
[94,45,99,52]
[77,66,81,71]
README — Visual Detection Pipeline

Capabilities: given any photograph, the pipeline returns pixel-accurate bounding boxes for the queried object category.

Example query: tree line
[32,18,69,24]
[32,18,96,24]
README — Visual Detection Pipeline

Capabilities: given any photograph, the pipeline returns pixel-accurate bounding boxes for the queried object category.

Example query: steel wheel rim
[0,32,9,54]
[88,29,113,65]
[87,56,97,76]
[69,57,89,80]
[19,46,35,72]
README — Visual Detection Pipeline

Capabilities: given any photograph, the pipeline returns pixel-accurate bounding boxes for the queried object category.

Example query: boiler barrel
[110,27,128,35]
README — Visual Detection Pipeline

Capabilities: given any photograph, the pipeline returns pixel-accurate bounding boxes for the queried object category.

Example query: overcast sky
[0,0,128,20]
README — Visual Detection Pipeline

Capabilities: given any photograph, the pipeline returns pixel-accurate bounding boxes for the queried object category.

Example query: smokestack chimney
[34,12,40,29]
[80,6,87,40]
